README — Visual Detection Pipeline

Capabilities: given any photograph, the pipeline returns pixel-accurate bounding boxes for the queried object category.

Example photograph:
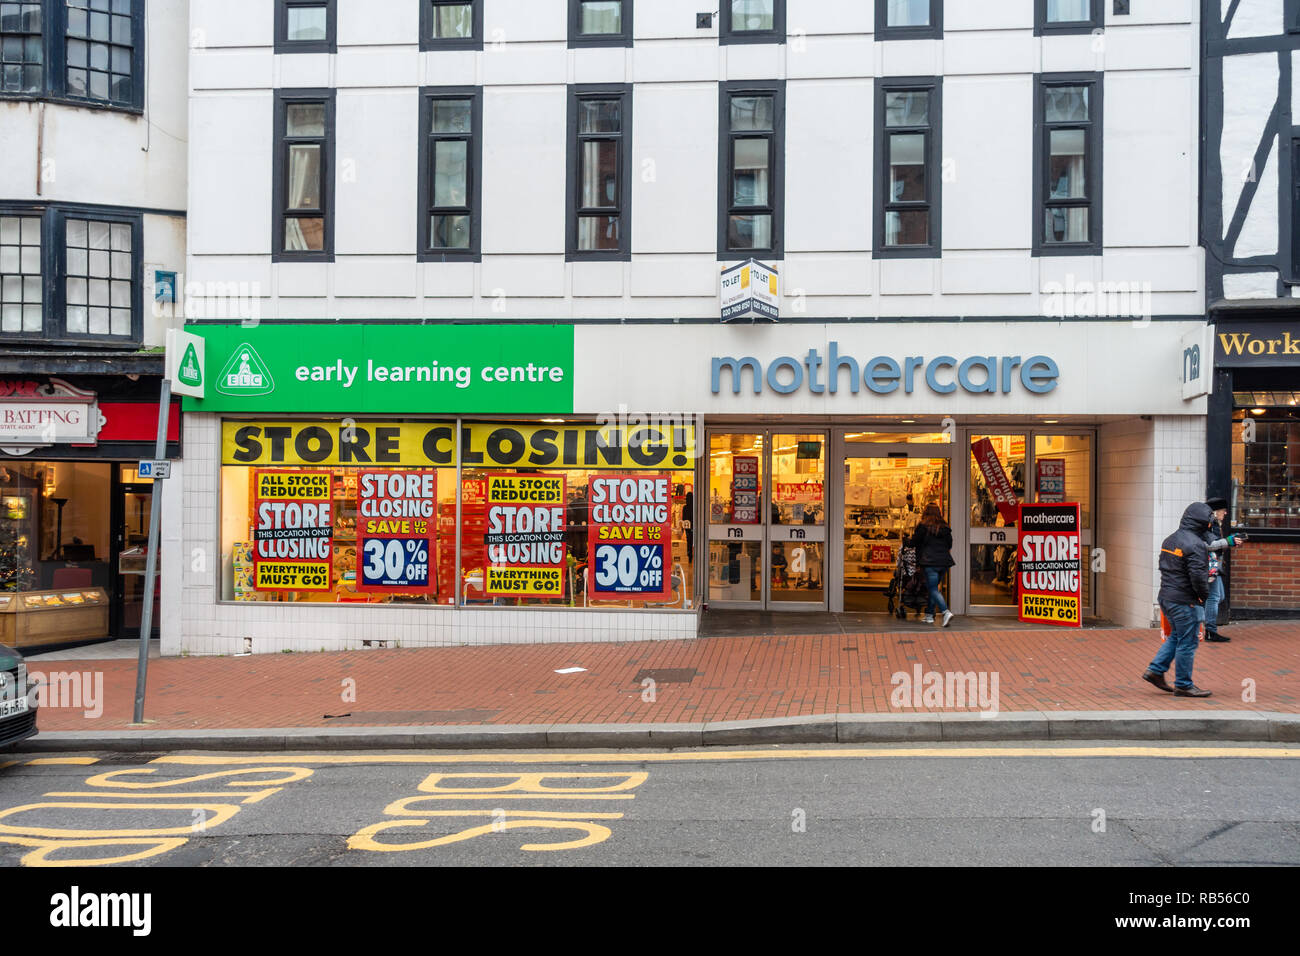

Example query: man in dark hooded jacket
[1142,502,1214,697]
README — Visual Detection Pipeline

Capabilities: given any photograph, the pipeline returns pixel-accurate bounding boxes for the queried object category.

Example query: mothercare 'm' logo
[216,344,275,396]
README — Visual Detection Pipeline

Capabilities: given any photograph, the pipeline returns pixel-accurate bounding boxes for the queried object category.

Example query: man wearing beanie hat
[1143,501,1215,697]
[1200,496,1246,643]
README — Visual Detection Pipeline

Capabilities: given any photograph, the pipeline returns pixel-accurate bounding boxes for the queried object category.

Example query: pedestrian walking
[1199,496,1246,643]
[912,503,955,627]
[1143,501,1215,697]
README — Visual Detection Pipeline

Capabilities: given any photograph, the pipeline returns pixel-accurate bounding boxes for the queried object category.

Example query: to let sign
[720,259,780,322]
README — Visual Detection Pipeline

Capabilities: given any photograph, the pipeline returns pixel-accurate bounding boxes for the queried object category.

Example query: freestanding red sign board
[1017,502,1082,627]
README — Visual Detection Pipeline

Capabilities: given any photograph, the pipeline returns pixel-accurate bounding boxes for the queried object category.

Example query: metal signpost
[132,329,204,723]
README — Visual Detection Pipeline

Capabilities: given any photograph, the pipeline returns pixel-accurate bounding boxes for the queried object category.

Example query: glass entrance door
[840,446,950,613]
[705,430,828,609]
[964,430,1095,616]
[114,480,159,638]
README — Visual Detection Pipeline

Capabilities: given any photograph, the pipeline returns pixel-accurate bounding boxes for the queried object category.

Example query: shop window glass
[0,1,43,93]
[968,434,1025,608]
[2,461,111,595]
[770,434,825,604]
[0,214,41,334]
[64,216,132,338]
[1232,402,1300,529]
[707,433,762,603]
[218,420,697,611]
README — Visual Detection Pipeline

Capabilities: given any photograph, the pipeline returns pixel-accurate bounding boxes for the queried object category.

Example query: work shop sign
[1017,503,1082,627]
[253,471,334,591]
[484,474,566,598]
[720,259,779,322]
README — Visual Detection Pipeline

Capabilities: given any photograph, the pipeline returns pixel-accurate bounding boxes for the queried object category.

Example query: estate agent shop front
[170,319,1208,655]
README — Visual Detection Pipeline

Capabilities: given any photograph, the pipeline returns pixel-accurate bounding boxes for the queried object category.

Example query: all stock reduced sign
[356,471,438,595]
[484,474,567,597]
[253,470,334,591]
[587,474,673,601]
[1017,503,1082,627]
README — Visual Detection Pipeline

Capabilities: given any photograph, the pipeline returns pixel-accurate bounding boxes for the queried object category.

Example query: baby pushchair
[886,534,928,619]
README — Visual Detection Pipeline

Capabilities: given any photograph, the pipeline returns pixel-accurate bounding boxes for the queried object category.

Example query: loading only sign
[253,470,334,591]
[484,474,567,597]
[1017,502,1082,627]
[587,474,673,601]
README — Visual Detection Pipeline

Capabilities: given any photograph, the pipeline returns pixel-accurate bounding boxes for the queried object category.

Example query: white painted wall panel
[486,0,568,43]
[943,75,1033,251]
[481,87,566,254]
[1104,73,1194,248]
[945,0,1032,31]
[723,43,785,81]
[786,36,875,80]
[1220,53,1278,239]
[944,34,1036,75]
[941,256,1033,294]
[189,94,272,255]
[335,90,417,255]
[1235,136,1279,258]
[783,255,871,295]
[1226,0,1283,39]
[338,0,420,47]
[786,0,874,35]
[630,84,717,254]
[191,0,270,49]
[276,53,332,88]
[785,79,871,252]
[880,39,940,77]
[334,257,419,297]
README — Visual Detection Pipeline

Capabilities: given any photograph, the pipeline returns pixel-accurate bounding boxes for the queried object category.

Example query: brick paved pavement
[22,621,1298,732]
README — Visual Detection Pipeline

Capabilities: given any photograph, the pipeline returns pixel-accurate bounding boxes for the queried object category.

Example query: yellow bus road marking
[0,801,242,838]
[24,757,99,766]
[149,746,1300,767]
[44,790,283,804]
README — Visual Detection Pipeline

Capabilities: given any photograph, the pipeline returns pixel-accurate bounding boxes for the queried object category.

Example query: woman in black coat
[912,503,955,626]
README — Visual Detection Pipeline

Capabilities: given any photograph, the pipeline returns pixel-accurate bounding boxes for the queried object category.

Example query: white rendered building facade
[174,0,1210,653]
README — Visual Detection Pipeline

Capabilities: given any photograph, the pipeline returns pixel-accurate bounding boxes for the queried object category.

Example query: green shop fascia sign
[181,322,575,415]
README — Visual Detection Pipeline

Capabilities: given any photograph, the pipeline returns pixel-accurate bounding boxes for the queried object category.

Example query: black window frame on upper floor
[0,200,144,347]
[274,0,337,54]
[417,85,483,263]
[272,88,337,264]
[566,83,633,262]
[568,0,632,49]
[876,0,944,41]
[874,76,943,259]
[1033,71,1103,257]
[1034,0,1103,36]
[0,0,146,113]
[421,0,483,51]
[718,79,785,261]
[719,0,785,46]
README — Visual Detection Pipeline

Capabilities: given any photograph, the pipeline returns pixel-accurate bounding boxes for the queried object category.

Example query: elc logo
[216,344,275,396]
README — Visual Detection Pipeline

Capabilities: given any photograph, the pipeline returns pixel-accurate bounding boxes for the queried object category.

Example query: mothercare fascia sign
[183,323,575,414]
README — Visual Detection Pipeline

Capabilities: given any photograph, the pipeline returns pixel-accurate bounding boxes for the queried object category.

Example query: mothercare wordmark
[711,342,1060,396]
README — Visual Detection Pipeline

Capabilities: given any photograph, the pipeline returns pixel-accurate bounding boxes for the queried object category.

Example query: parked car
[0,644,37,748]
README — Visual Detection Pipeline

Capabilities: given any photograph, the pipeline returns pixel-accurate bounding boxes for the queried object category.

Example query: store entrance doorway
[839,446,950,613]
[112,474,159,639]
[705,431,828,610]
